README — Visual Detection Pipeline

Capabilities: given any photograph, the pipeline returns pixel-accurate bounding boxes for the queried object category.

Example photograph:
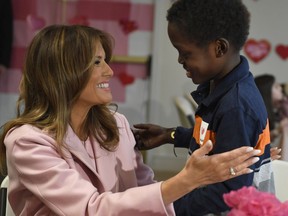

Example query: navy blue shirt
[173,56,274,216]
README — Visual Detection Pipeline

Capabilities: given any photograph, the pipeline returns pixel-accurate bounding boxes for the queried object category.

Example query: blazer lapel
[65,126,98,176]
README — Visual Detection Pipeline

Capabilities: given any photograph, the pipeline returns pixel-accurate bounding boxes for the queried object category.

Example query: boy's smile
[167,22,239,86]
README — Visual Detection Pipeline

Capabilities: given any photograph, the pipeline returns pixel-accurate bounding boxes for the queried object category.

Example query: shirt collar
[192,55,250,107]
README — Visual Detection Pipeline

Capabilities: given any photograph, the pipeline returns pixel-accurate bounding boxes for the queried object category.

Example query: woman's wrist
[161,170,196,205]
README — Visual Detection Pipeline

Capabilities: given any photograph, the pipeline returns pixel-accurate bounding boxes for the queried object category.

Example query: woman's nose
[105,63,114,77]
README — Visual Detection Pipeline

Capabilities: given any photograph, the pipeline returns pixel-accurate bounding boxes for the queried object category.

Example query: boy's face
[167,23,225,85]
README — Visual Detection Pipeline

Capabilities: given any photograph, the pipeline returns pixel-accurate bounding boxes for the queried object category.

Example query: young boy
[134,0,274,215]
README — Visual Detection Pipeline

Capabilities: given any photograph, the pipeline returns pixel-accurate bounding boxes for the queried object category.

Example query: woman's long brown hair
[0,25,119,175]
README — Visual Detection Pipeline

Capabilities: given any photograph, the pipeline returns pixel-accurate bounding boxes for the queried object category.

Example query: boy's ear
[215,38,229,57]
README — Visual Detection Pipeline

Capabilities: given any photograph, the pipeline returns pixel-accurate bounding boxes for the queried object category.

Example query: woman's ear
[215,38,229,57]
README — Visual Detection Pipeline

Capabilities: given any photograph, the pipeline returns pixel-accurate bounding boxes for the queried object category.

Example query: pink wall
[1,0,154,102]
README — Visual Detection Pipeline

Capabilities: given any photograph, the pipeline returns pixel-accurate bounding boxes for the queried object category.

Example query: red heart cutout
[118,72,135,86]
[68,16,89,26]
[244,39,271,63]
[275,45,288,60]
[119,20,138,34]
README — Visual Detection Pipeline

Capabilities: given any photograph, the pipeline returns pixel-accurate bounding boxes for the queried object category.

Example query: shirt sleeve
[174,108,258,215]
[174,126,193,149]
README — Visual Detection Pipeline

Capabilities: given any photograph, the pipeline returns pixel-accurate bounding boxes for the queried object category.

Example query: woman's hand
[161,140,260,205]
[182,140,260,187]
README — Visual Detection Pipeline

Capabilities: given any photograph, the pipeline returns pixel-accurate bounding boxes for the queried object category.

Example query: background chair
[0,176,14,216]
[174,96,195,127]
[184,93,198,111]
[272,159,288,202]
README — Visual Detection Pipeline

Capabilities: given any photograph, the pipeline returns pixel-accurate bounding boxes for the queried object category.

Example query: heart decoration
[118,72,135,86]
[275,44,288,60]
[68,16,90,26]
[26,14,46,31]
[243,39,271,63]
[119,19,138,34]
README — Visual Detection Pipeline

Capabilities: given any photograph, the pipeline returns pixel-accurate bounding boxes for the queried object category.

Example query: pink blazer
[5,112,175,216]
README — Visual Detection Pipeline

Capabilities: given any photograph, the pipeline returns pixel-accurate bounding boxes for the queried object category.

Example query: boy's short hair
[167,0,250,51]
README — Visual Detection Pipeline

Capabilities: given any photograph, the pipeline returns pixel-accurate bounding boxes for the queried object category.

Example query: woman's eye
[95,60,101,65]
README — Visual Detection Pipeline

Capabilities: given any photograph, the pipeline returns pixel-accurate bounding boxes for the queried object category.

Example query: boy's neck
[213,53,241,87]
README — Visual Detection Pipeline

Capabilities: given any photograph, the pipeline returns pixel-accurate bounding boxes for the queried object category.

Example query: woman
[255,74,288,161]
[0,25,260,216]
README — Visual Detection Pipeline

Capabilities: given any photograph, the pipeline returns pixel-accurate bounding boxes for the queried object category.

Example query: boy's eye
[181,52,190,59]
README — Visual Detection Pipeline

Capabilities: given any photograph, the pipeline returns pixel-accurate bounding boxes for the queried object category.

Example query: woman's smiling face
[76,42,114,109]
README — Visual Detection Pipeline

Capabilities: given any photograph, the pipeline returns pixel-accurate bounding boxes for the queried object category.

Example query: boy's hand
[132,123,175,150]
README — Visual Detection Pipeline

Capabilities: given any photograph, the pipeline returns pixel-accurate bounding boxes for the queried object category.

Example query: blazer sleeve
[114,112,176,215]
[6,123,175,216]
[116,112,156,186]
